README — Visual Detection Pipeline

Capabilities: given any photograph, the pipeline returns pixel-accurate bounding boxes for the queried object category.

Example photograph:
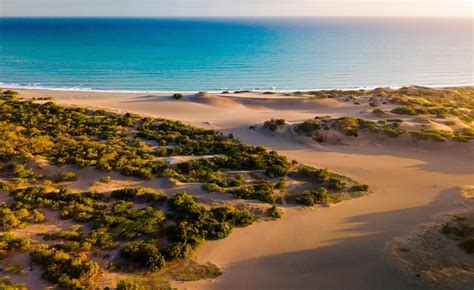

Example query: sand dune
[12,88,474,289]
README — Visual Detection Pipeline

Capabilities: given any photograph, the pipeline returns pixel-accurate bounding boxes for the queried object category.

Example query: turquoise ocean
[0,17,472,92]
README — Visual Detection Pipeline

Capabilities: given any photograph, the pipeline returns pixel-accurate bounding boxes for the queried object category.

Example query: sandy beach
[8,88,473,289]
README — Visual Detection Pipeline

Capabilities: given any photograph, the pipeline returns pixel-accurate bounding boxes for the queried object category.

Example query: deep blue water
[0,17,472,92]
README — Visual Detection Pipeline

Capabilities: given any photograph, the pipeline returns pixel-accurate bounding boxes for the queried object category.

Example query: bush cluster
[0,90,371,287]
[297,188,328,206]
[30,244,99,289]
[263,119,286,132]
[0,234,32,259]
[267,205,284,220]
[227,180,276,203]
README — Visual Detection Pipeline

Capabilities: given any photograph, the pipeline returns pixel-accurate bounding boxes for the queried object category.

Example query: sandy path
[11,88,474,289]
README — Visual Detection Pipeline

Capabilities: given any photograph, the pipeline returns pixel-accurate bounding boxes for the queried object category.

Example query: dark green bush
[120,241,165,271]
[267,205,283,220]
[111,187,141,200]
[0,234,32,259]
[30,244,99,288]
[350,184,369,191]
[117,279,145,290]
[327,177,347,190]
[297,188,328,206]
[228,181,276,203]
[263,119,286,132]
[172,93,183,100]
[0,203,28,231]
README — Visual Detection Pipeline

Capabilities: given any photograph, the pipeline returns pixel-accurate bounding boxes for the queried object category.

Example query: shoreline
[2,83,474,95]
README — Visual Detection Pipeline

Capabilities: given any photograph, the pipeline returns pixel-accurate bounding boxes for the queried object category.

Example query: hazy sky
[1,0,472,17]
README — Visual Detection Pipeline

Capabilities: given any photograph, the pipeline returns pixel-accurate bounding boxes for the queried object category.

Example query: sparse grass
[440,215,474,254]
[410,129,453,142]
[327,190,368,204]
[3,263,23,274]
[168,260,222,281]
[0,277,27,290]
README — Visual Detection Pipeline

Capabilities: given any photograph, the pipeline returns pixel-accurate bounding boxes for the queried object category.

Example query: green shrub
[382,124,406,137]
[172,93,183,100]
[350,184,369,192]
[55,171,78,182]
[30,244,99,288]
[275,177,286,190]
[263,119,286,132]
[3,263,23,274]
[0,234,32,259]
[211,206,255,227]
[410,129,453,142]
[228,174,245,187]
[141,189,167,203]
[117,279,145,290]
[297,193,317,206]
[120,241,165,271]
[327,177,346,190]
[0,277,27,290]
[297,188,328,206]
[391,106,426,115]
[10,163,35,179]
[202,182,223,192]
[100,176,111,183]
[1,90,18,100]
[297,166,329,183]
[453,128,474,142]
[369,100,380,107]
[294,119,321,136]
[31,209,45,223]
[170,261,222,281]
[228,181,276,203]
[267,205,283,220]
[0,203,28,231]
[111,187,140,199]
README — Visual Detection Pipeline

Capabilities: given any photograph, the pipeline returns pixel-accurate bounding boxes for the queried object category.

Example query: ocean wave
[1,82,473,95]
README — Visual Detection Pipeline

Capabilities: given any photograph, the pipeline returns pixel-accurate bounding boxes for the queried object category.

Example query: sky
[1,0,472,17]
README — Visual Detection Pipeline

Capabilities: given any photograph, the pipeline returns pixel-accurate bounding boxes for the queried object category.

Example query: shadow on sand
[204,188,468,290]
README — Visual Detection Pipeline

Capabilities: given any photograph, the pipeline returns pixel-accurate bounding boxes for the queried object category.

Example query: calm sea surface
[0,17,472,92]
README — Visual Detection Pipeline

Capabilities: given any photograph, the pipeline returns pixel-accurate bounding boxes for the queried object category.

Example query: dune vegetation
[0,89,368,289]
[261,87,474,144]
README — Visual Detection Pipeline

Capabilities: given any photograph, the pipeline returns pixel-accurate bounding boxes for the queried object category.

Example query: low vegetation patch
[440,215,474,254]
[168,260,222,281]
[292,116,405,140]
[0,89,369,288]
[287,113,471,143]
[263,118,287,132]
[267,205,284,220]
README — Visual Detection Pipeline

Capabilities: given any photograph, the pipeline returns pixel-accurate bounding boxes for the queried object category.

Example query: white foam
[1,81,472,94]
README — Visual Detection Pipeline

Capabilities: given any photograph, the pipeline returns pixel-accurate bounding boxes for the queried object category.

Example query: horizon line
[1,15,473,19]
